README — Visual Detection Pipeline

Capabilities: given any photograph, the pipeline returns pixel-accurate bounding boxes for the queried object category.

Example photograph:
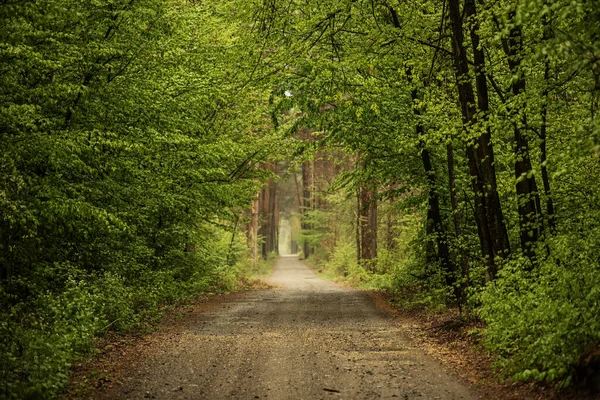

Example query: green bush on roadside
[0,225,250,399]
[478,233,600,385]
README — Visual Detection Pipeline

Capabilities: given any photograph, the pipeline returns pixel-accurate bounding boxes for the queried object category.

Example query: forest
[1,0,599,397]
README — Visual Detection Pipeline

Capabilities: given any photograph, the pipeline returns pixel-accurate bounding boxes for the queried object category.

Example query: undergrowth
[0,228,261,400]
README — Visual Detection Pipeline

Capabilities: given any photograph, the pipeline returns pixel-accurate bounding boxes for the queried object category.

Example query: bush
[0,278,103,399]
[0,223,250,399]
[478,233,600,385]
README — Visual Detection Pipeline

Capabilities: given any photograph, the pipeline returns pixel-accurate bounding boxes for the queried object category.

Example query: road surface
[91,256,476,399]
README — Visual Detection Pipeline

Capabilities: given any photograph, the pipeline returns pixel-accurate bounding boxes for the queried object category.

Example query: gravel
[90,256,477,400]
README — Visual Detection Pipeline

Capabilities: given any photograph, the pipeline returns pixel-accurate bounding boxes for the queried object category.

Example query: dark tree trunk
[368,188,377,261]
[540,15,557,233]
[247,196,259,260]
[514,124,540,257]
[540,65,556,233]
[355,188,362,264]
[258,164,279,259]
[408,70,456,287]
[465,0,511,261]
[448,0,510,280]
[421,145,455,288]
[501,9,542,258]
[386,204,396,252]
[299,128,315,260]
[393,6,460,288]
[269,176,279,255]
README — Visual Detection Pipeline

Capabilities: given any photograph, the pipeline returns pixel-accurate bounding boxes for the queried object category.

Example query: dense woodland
[1,0,599,397]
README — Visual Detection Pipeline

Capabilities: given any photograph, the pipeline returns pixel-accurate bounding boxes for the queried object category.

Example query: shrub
[478,234,600,385]
[0,223,250,398]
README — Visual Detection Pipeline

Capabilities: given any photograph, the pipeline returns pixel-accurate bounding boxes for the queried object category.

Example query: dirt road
[91,256,477,399]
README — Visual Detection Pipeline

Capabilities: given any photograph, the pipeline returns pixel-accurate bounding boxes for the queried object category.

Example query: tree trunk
[540,14,557,233]
[258,164,279,259]
[448,0,509,280]
[501,8,542,257]
[355,188,362,265]
[269,176,279,255]
[465,0,511,265]
[408,70,455,286]
[421,145,455,288]
[386,204,396,252]
[301,140,313,258]
[359,184,377,267]
[248,197,259,260]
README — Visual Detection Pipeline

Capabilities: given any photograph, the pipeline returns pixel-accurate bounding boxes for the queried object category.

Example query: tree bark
[258,164,279,259]
[446,142,469,301]
[386,204,395,252]
[421,145,455,288]
[301,134,313,258]
[408,69,456,286]
[448,0,510,280]
[465,0,511,260]
[359,184,377,267]
[249,197,259,260]
[540,14,557,233]
[355,188,362,265]
[501,8,542,257]
[270,175,279,255]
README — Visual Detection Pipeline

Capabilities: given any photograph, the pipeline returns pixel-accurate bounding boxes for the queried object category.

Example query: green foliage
[323,240,367,283]
[479,232,600,384]
[299,208,334,262]
[0,223,249,399]
[1,279,103,398]
[0,0,278,397]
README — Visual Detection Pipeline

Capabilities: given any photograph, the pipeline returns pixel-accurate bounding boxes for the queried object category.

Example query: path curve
[92,256,477,399]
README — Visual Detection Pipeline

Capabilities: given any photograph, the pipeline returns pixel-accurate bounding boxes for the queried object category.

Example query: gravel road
[92,256,477,399]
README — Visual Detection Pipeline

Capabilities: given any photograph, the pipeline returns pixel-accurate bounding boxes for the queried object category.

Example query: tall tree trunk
[359,184,377,268]
[465,0,511,263]
[292,171,303,255]
[501,8,542,257]
[368,187,377,261]
[408,70,456,286]
[386,204,395,252]
[248,197,259,260]
[258,164,279,259]
[258,176,269,258]
[270,176,279,255]
[448,0,510,280]
[301,137,313,258]
[395,7,460,288]
[421,145,455,288]
[540,14,557,233]
[540,61,556,233]
[355,188,362,265]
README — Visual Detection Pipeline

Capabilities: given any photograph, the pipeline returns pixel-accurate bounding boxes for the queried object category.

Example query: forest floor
[66,256,591,399]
